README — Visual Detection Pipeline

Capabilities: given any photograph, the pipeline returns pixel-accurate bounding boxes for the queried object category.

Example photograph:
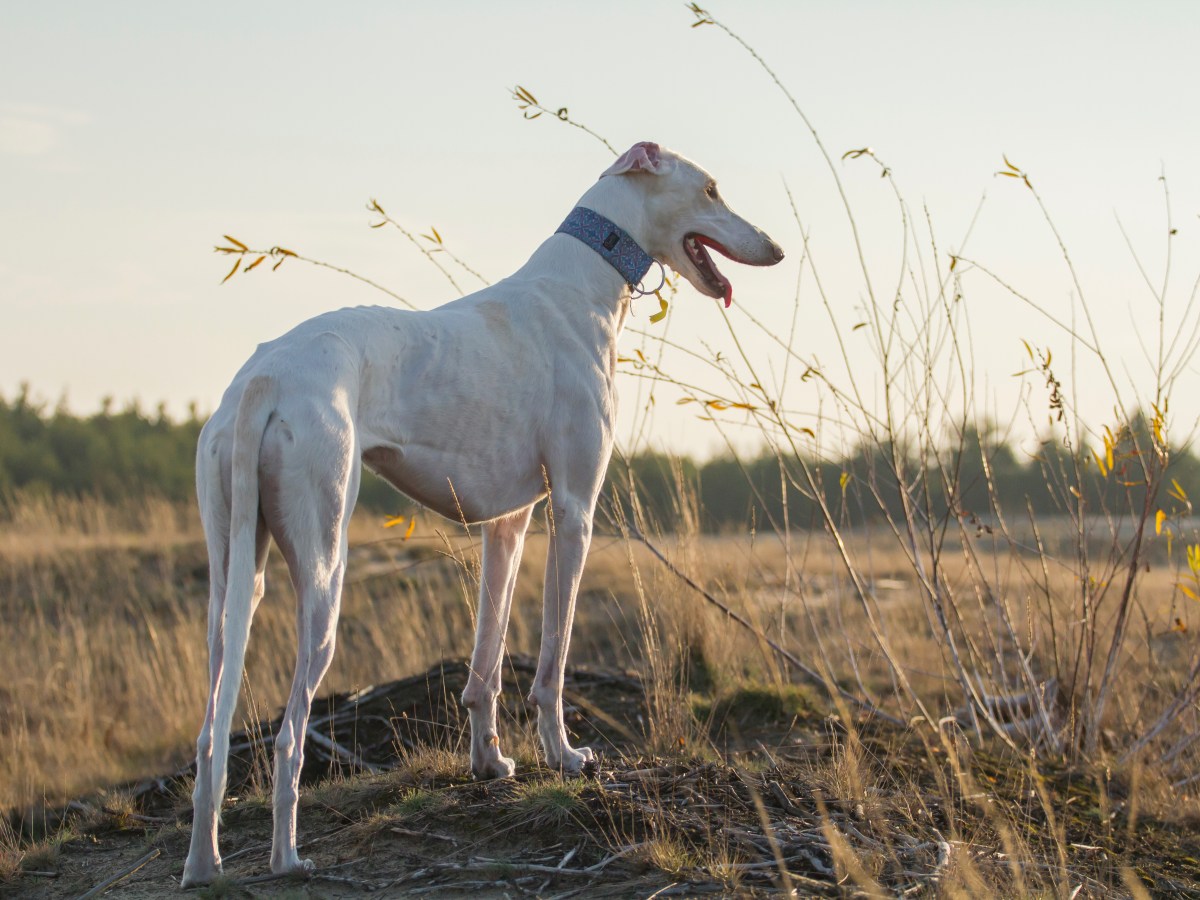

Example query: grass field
[3,493,1200,896]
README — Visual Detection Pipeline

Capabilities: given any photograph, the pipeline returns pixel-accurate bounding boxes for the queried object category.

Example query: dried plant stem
[622,516,903,727]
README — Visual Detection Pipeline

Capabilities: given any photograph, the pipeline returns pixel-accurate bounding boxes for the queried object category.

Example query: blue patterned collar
[556,207,654,289]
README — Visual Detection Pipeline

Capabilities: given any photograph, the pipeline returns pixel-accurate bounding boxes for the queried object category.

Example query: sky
[3,1,1198,459]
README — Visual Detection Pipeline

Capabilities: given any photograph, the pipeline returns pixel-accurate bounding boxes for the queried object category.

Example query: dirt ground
[5,657,1200,898]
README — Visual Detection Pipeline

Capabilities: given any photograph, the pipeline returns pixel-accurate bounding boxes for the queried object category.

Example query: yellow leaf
[404,517,416,540]
[635,349,646,363]
[676,397,695,405]
[383,515,406,529]
[1180,583,1199,602]
[244,255,266,272]
[1170,478,1188,502]
[222,234,248,252]
[1021,339,1033,360]
[432,226,442,244]
[839,471,850,492]
[276,247,298,257]
[1156,509,1166,535]
[1092,449,1107,477]
[649,296,669,323]
[220,258,240,284]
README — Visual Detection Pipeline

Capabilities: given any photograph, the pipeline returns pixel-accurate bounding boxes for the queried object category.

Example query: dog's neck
[513,175,665,344]
[565,174,658,330]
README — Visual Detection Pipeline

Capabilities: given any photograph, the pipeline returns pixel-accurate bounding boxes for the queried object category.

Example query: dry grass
[2,494,1198,816]
[0,492,200,559]
[2,495,1200,897]
[0,492,777,811]
[0,521,1198,898]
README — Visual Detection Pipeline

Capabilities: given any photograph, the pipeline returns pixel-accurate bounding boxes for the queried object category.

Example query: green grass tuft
[510,778,586,828]
[694,681,818,733]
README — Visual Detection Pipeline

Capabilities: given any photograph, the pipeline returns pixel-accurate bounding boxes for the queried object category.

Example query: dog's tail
[210,374,277,801]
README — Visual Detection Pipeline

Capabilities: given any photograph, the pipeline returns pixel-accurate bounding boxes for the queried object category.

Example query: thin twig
[621,515,903,726]
[76,848,161,899]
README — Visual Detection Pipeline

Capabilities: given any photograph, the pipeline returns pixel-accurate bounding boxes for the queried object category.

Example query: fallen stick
[305,725,384,774]
[76,848,160,899]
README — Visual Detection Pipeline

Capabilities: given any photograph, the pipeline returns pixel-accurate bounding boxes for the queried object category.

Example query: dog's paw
[555,744,596,776]
[270,853,315,879]
[472,753,517,780]
[579,748,601,777]
[180,858,222,889]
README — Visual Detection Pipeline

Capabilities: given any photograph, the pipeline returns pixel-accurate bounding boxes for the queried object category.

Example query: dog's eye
[705,182,719,200]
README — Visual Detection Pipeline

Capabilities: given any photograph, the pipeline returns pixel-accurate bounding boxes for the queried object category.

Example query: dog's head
[599,141,783,306]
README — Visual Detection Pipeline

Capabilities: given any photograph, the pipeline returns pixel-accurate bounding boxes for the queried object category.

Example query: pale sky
[3,1,1198,459]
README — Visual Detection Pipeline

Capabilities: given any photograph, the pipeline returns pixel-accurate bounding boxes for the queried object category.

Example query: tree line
[3,385,1197,529]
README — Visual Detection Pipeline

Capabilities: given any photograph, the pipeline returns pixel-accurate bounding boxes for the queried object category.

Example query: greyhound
[182,141,783,886]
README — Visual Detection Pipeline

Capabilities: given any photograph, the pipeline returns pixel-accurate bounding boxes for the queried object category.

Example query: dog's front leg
[530,494,597,773]
[462,506,533,779]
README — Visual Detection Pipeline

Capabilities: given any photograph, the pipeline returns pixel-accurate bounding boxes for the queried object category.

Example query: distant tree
[3,387,1199,534]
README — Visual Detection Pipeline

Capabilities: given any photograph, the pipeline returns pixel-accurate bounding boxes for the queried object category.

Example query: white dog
[182,141,783,886]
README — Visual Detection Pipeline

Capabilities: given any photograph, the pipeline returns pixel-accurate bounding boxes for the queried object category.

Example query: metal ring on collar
[631,261,667,299]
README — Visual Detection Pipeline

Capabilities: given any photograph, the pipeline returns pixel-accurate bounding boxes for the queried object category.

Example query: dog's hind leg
[182,461,232,890]
[261,409,360,876]
[184,380,276,888]
[462,505,534,779]
[183,516,270,887]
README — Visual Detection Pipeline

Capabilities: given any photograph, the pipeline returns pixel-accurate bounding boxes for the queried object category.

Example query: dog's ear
[600,142,666,177]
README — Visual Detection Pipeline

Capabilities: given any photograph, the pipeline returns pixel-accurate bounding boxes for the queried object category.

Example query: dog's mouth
[683,233,735,307]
